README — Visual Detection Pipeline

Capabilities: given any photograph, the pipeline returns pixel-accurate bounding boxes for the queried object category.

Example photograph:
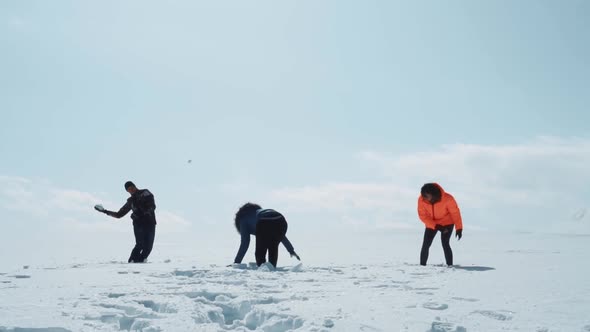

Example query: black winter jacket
[106,189,157,225]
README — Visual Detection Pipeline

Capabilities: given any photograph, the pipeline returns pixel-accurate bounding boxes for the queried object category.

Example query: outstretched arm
[104,201,132,219]
[233,231,251,264]
[282,236,300,260]
[282,236,295,255]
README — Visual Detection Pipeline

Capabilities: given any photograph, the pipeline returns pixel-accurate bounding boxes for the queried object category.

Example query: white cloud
[0,176,191,233]
[272,183,415,211]
[360,136,590,209]
[48,189,113,213]
[270,137,590,232]
[0,176,114,218]
[270,182,419,231]
[0,175,31,183]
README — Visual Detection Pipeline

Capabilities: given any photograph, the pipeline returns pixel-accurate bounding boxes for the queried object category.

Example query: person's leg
[129,225,144,263]
[139,224,156,262]
[440,225,454,266]
[255,221,271,266]
[420,228,437,266]
[268,218,288,267]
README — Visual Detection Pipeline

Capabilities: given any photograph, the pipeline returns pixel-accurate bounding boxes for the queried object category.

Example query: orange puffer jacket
[417,183,463,230]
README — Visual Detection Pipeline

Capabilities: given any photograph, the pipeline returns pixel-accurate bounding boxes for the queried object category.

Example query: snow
[0,231,589,331]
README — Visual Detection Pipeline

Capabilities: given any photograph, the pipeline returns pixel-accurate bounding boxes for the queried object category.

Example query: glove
[290,252,301,261]
[456,229,463,240]
[94,204,106,213]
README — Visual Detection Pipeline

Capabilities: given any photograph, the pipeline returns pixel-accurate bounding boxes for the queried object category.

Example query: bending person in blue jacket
[233,203,300,267]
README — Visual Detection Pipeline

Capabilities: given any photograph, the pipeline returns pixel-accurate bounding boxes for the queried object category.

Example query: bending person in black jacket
[95,181,157,263]
[233,203,300,268]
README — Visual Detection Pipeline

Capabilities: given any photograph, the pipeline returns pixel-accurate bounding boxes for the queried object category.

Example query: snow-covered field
[1,231,589,331]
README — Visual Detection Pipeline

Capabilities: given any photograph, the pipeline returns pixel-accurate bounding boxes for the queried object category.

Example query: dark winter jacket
[234,208,295,264]
[106,189,157,225]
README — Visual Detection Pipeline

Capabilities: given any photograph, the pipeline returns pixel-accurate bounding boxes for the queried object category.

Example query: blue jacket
[233,208,295,263]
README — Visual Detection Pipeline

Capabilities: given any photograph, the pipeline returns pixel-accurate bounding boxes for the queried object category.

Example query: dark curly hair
[421,183,442,202]
[234,202,262,233]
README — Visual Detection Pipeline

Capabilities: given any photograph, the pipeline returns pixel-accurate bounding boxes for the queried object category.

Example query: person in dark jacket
[95,181,157,263]
[233,203,300,268]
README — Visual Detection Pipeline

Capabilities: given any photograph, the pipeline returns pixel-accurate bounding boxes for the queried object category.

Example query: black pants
[129,223,156,263]
[420,224,454,266]
[255,218,288,267]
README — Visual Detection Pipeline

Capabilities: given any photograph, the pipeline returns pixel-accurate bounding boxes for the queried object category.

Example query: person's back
[233,203,299,267]
[127,189,157,225]
[237,208,284,235]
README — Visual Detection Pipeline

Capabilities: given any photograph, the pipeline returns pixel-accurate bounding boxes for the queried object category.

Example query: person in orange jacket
[417,183,463,266]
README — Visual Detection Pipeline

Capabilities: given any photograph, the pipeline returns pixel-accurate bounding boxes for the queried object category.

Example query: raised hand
[94,204,106,213]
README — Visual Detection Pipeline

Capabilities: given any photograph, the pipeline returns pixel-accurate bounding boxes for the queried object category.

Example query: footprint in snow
[391,280,410,285]
[472,309,515,321]
[96,303,160,319]
[136,300,178,313]
[172,270,203,277]
[423,302,449,310]
[0,328,72,332]
[183,290,237,301]
[359,323,382,331]
[416,291,435,295]
[410,272,430,277]
[93,313,155,331]
[428,321,467,332]
[452,297,479,302]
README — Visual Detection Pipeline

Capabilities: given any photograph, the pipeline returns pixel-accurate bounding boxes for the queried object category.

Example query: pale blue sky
[1,0,590,258]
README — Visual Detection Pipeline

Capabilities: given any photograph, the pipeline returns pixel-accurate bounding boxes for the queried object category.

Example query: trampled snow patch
[0,328,73,332]
[1,232,589,331]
